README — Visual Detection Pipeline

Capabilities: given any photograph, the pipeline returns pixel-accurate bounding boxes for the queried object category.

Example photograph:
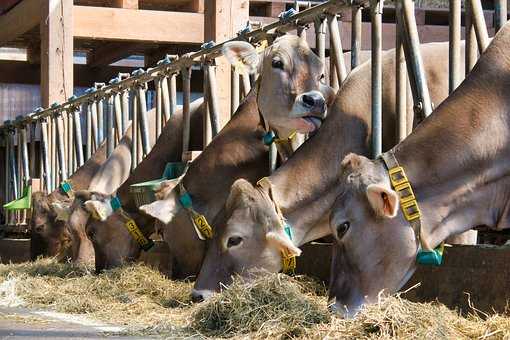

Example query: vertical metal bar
[315,16,327,66]
[396,1,407,141]
[90,101,99,151]
[400,0,433,119]
[96,99,104,144]
[241,71,251,98]
[203,64,212,147]
[55,114,67,181]
[205,62,221,137]
[465,0,478,74]
[169,73,177,117]
[161,76,171,123]
[136,85,151,155]
[106,96,114,157]
[327,13,348,85]
[155,78,163,139]
[73,108,84,167]
[20,126,30,185]
[29,122,35,178]
[131,92,138,171]
[182,67,192,155]
[495,0,507,32]
[351,6,362,69]
[470,0,490,53]
[114,93,122,144]
[9,132,18,199]
[50,116,57,189]
[370,0,383,157]
[41,120,51,193]
[231,67,240,116]
[86,103,92,160]
[67,110,74,175]
[449,0,461,94]
[121,90,129,134]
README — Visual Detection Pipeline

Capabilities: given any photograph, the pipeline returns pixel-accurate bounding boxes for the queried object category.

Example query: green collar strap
[178,183,213,240]
[59,181,74,198]
[380,151,444,266]
[109,196,154,252]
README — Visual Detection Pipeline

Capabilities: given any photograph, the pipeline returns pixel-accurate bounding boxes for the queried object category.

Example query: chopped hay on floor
[1,259,510,338]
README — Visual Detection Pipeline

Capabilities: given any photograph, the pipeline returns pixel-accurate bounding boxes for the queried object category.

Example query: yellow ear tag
[255,40,268,53]
[192,213,213,240]
[124,219,150,248]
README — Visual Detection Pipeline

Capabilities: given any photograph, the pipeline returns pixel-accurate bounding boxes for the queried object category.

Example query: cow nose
[191,288,213,302]
[302,94,316,108]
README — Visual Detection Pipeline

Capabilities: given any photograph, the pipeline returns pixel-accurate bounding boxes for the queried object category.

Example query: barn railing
[0,0,505,228]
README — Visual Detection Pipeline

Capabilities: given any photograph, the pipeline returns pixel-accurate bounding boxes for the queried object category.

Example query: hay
[1,259,510,339]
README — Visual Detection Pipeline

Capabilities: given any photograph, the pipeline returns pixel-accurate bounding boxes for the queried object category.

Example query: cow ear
[222,41,260,74]
[139,187,181,224]
[366,184,399,218]
[51,202,71,222]
[266,230,302,257]
[84,197,113,221]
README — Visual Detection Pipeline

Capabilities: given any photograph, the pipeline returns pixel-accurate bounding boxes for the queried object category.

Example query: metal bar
[315,16,327,66]
[8,132,18,199]
[161,76,171,122]
[351,6,362,69]
[231,67,240,116]
[114,93,123,144]
[449,0,461,94]
[73,108,84,167]
[399,0,433,119]
[20,126,30,185]
[205,63,221,137]
[495,0,507,32]
[29,122,35,178]
[86,103,92,160]
[136,86,151,155]
[131,92,138,171]
[396,0,407,142]
[182,67,192,155]
[106,96,114,157]
[203,66,212,147]
[50,116,57,190]
[55,114,68,181]
[370,0,383,157]
[241,71,251,97]
[269,143,278,174]
[169,73,177,117]
[465,0,478,74]
[155,77,163,139]
[121,90,129,134]
[327,13,348,85]
[67,110,74,175]
[90,101,99,151]
[96,99,104,144]
[470,0,490,53]
[41,120,51,193]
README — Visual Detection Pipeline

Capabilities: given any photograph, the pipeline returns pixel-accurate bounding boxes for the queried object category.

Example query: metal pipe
[396,0,407,142]
[269,142,278,174]
[20,126,30,185]
[50,116,57,190]
[370,0,383,157]
[86,103,92,160]
[465,0,478,74]
[351,6,362,69]
[155,77,163,138]
[106,96,114,157]
[67,110,74,174]
[55,114,68,181]
[315,16,327,66]
[136,86,151,155]
[495,0,507,32]
[231,67,240,116]
[73,108,84,167]
[400,0,433,119]
[327,13,348,85]
[114,93,123,144]
[469,0,490,53]
[8,132,18,199]
[182,67,192,155]
[96,99,104,144]
[203,67,212,147]
[205,63,221,137]
[90,101,99,151]
[121,90,129,134]
[131,93,138,171]
[241,71,251,97]
[449,0,461,94]
[161,76,171,122]
[169,73,177,117]
[40,120,51,192]
[29,122,35,178]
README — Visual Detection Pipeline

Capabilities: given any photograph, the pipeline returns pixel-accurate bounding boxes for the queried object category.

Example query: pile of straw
[1,259,510,338]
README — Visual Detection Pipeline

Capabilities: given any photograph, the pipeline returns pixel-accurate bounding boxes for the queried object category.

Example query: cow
[192,41,473,301]
[328,24,510,317]
[223,35,335,159]
[67,99,205,271]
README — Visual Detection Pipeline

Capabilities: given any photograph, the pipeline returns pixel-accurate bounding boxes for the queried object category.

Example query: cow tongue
[303,116,322,131]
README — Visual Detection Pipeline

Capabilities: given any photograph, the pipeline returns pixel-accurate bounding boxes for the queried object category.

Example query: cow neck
[390,30,510,248]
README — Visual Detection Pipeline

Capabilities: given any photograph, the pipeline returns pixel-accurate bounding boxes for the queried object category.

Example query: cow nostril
[191,289,204,303]
[302,94,316,108]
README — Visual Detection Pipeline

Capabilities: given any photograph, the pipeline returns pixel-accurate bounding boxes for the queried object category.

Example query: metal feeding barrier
[0,0,505,228]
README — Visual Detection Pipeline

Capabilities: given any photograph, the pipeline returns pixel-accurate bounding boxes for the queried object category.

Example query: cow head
[328,153,417,318]
[30,192,71,260]
[192,178,301,301]
[222,35,335,139]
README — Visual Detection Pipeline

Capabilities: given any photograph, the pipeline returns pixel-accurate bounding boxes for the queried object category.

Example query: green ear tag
[110,196,122,212]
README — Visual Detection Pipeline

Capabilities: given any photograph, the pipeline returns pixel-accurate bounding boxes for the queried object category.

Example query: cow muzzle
[191,288,215,302]
[291,90,327,133]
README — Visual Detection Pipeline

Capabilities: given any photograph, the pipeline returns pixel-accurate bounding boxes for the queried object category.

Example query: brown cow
[192,41,470,300]
[328,24,510,317]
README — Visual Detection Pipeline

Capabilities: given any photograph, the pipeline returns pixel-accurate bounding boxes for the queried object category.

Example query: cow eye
[272,58,284,70]
[227,236,243,248]
[336,221,350,239]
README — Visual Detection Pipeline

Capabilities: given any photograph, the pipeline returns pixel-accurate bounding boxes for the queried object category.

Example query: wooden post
[40,0,73,108]
[204,0,249,129]
[449,0,461,94]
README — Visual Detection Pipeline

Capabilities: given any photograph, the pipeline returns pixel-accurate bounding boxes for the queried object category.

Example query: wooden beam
[205,0,249,128]
[40,0,73,107]
[73,6,204,44]
[190,0,204,13]
[0,0,40,46]
[88,42,147,67]
[113,0,139,9]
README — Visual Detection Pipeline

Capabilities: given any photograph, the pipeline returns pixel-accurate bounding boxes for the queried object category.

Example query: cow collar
[107,196,154,252]
[380,150,444,266]
[178,182,213,240]
[59,181,74,198]
[256,176,297,274]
